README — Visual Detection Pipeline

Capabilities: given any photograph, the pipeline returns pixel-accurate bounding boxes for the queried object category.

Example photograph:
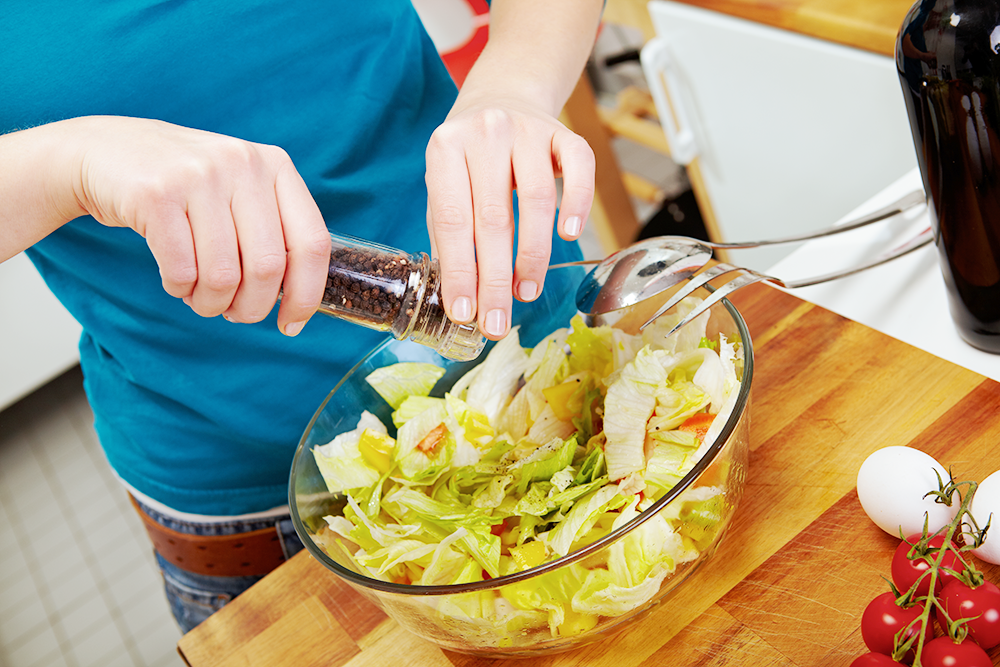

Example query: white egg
[965,470,1000,564]
[856,446,957,538]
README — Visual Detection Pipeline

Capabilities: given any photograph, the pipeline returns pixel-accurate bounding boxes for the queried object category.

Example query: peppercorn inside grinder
[318,233,486,362]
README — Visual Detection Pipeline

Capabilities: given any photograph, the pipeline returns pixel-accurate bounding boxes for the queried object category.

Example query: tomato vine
[873,472,993,666]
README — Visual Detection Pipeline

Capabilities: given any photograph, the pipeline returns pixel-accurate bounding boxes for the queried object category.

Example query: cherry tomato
[921,635,992,667]
[890,534,962,596]
[936,579,1000,649]
[849,654,905,667]
[861,591,932,659]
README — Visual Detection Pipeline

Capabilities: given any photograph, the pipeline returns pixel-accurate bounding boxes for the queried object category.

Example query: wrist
[453,66,562,119]
[0,118,93,259]
[32,118,92,222]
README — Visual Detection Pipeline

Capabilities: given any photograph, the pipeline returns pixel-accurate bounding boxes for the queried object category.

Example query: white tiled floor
[0,366,184,667]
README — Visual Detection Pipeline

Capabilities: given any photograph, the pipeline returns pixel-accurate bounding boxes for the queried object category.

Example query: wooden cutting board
[177,284,1000,667]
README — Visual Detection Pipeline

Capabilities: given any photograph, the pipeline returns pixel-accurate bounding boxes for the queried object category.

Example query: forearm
[0,119,89,262]
[456,0,604,116]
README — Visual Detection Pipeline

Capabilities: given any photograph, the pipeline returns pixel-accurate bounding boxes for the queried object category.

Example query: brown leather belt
[129,495,288,577]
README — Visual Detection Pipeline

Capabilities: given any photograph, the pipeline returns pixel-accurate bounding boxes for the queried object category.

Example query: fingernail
[518,280,538,301]
[564,215,583,238]
[485,309,507,337]
[284,320,305,337]
[452,296,473,322]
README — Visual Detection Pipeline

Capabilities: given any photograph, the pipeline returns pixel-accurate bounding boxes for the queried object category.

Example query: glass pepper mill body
[317,233,486,361]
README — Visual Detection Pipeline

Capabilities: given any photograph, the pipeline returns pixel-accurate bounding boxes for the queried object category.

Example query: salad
[311,297,744,640]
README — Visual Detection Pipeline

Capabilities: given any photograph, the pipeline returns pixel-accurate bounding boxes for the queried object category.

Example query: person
[0,1,602,632]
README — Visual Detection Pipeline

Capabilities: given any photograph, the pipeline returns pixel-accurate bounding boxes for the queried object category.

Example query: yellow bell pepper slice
[358,429,395,474]
[542,378,584,421]
[509,539,548,572]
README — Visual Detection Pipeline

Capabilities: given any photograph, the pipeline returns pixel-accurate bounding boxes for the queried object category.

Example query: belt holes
[234,542,245,549]
[206,563,215,569]
[167,539,176,545]
[196,545,207,551]
[241,562,251,568]
[176,556,184,563]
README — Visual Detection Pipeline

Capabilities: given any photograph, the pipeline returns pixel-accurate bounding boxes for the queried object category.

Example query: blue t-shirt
[2,1,583,514]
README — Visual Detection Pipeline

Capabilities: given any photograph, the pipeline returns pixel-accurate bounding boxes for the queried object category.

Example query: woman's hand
[425,93,594,340]
[4,116,330,336]
[422,0,602,341]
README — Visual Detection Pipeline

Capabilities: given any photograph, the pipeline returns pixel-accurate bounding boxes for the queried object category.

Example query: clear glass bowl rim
[289,295,754,597]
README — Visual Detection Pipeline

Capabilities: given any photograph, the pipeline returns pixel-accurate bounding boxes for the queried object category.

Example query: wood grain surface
[178,284,1000,666]
[605,0,917,58]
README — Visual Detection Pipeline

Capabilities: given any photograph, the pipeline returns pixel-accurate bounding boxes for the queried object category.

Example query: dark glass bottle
[897,0,1000,353]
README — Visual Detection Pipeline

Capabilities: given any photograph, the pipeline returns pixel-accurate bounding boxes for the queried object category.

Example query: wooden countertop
[605,0,916,58]
[177,283,1000,667]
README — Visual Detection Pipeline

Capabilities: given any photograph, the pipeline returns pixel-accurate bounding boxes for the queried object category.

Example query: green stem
[905,479,979,667]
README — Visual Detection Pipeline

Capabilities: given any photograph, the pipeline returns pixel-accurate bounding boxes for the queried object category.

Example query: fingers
[224,180,286,324]
[143,201,198,300]
[272,160,330,336]
[426,128,478,327]
[428,110,595,342]
[465,113,515,340]
[552,129,595,242]
[218,148,328,334]
[150,142,326,334]
[184,186,241,317]
[511,137,558,304]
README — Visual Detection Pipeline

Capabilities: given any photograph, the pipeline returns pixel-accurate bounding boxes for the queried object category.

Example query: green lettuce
[460,328,530,424]
[513,435,579,493]
[366,362,445,410]
[603,347,668,481]
[313,411,385,493]
[540,485,627,557]
[392,395,444,428]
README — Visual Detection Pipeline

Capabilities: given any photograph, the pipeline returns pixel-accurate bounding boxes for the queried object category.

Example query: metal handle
[640,37,699,165]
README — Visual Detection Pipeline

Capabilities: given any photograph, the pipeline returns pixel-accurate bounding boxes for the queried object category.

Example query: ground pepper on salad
[311,298,744,639]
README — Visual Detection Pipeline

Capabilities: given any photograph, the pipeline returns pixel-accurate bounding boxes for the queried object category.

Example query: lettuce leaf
[394,402,453,483]
[540,485,626,557]
[603,347,668,481]
[392,395,445,428]
[313,411,386,493]
[647,381,709,434]
[366,362,445,410]
[512,435,579,493]
[463,328,531,424]
[565,315,614,377]
[500,561,592,634]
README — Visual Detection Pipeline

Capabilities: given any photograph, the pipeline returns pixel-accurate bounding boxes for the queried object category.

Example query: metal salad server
[549,187,927,323]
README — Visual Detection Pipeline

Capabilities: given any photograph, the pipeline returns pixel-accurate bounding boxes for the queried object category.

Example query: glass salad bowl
[289,278,753,658]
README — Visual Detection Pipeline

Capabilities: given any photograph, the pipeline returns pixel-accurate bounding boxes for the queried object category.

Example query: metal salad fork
[641,226,935,336]
[549,186,931,336]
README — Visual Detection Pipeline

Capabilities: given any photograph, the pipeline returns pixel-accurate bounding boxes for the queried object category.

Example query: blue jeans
[136,499,304,633]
